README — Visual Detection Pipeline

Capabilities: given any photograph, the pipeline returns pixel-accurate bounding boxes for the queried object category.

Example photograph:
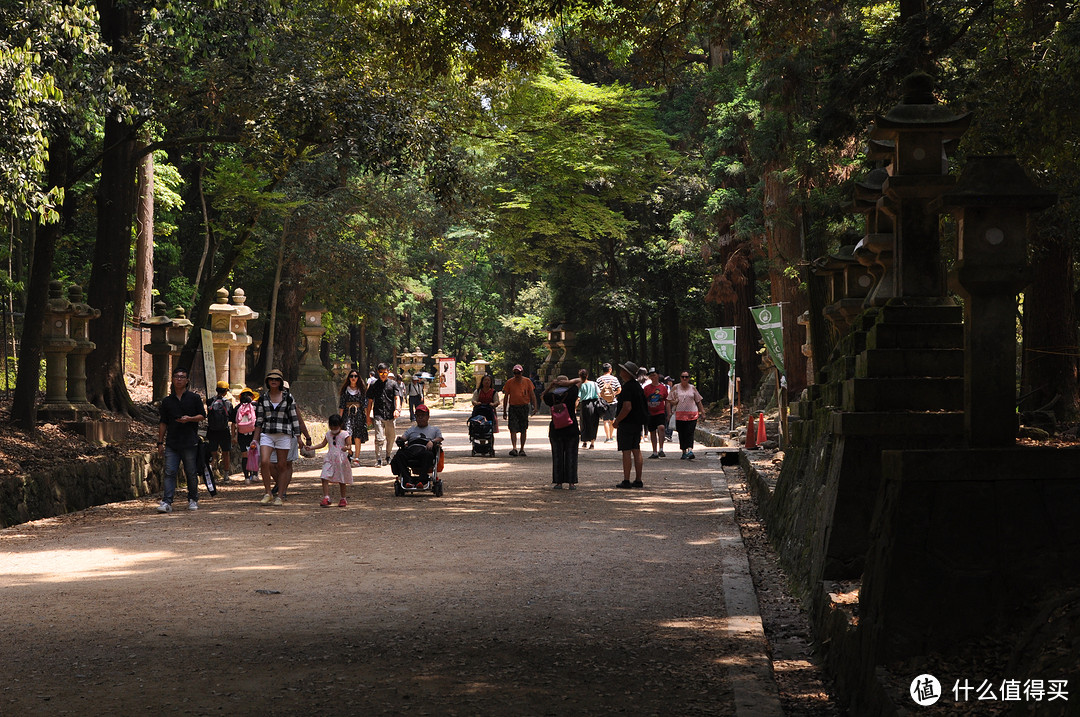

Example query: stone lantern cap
[941,156,1057,211]
[870,73,971,140]
[170,306,193,328]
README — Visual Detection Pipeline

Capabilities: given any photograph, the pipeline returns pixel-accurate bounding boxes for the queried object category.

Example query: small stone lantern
[942,155,1056,447]
[207,287,238,387]
[470,356,490,389]
[871,72,971,298]
[166,306,193,374]
[40,280,76,416]
[66,285,100,413]
[298,306,331,381]
[142,301,175,402]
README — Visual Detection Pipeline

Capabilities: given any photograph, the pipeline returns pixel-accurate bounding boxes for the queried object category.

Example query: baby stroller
[468,404,496,456]
[392,435,444,497]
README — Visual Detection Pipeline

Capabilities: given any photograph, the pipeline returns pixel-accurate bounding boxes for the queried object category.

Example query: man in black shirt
[613,361,647,489]
[366,362,401,467]
[156,367,205,513]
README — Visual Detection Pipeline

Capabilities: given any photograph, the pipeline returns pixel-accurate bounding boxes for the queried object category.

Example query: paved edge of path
[707,452,785,717]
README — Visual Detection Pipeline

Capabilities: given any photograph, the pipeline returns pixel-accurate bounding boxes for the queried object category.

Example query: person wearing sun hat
[205,380,235,481]
[612,361,648,488]
[252,368,311,505]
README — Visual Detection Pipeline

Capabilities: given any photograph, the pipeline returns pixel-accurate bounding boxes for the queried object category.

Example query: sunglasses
[348,374,359,378]
[680,375,690,378]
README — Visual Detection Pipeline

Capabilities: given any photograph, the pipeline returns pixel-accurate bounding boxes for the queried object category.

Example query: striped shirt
[255,392,301,436]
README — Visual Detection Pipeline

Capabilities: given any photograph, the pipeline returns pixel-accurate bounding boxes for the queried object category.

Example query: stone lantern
[470,356,490,389]
[871,72,970,299]
[942,156,1056,447]
[66,285,100,413]
[166,306,193,374]
[206,287,237,387]
[40,280,76,417]
[293,306,337,417]
[850,167,897,304]
[228,288,258,389]
[142,301,175,402]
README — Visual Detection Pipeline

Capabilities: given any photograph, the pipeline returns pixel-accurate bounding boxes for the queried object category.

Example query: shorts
[507,404,530,433]
[648,413,667,430]
[617,423,643,451]
[260,432,294,451]
[602,402,618,421]
[205,429,231,452]
[236,431,255,451]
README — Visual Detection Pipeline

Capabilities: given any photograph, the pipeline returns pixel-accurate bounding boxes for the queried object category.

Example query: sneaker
[260,493,274,504]
[351,459,361,467]
[376,459,383,467]
[187,499,198,511]
[518,450,526,457]
[687,450,695,460]
[404,482,415,489]
[320,497,331,507]
[648,452,659,459]
[604,438,611,443]
[680,452,688,460]
[553,483,563,489]
[615,480,633,489]
[219,475,231,484]
[631,480,643,488]
[508,449,518,457]
[658,450,666,458]
[156,501,172,513]
[245,476,256,484]
[338,498,348,507]
[418,482,429,490]
[273,496,284,506]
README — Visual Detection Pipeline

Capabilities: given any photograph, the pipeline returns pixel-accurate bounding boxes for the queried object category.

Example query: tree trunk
[433,290,445,353]
[762,167,809,396]
[133,133,154,325]
[86,0,138,414]
[1021,233,1079,419]
[11,137,71,428]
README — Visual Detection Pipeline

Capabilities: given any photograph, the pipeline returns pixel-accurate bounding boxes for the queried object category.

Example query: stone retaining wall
[0,453,160,529]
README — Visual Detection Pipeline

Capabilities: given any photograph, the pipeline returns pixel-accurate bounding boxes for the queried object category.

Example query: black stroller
[468,404,497,456]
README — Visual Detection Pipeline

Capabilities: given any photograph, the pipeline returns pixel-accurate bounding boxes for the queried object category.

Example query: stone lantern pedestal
[65,285,100,416]
[207,288,237,389]
[228,288,258,390]
[39,280,78,421]
[292,306,337,417]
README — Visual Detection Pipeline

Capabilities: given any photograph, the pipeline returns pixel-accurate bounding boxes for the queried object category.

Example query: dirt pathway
[1,409,774,716]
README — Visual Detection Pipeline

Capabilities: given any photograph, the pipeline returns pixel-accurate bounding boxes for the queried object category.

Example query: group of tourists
[156,358,708,511]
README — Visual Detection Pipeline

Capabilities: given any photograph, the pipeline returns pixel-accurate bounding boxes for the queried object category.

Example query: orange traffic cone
[745,415,757,449]
[757,412,767,445]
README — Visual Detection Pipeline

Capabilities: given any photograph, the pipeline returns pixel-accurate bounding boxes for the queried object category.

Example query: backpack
[207,396,230,432]
[599,380,616,404]
[235,402,256,434]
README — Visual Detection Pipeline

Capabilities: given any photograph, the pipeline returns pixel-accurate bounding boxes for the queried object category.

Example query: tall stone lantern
[942,156,1056,447]
[228,288,258,389]
[40,280,76,417]
[470,356,490,389]
[871,73,970,299]
[142,301,175,402]
[207,288,237,387]
[293,306,337,417]
[66,285,100,413]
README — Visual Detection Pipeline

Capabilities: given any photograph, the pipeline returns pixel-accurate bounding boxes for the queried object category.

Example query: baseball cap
[513,364,523,372]
[415,404,430,414]
[648,367,659,375]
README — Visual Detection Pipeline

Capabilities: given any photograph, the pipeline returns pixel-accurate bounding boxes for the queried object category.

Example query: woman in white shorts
[252,369,311,505]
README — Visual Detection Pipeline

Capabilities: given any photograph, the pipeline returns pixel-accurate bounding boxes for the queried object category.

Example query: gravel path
[0,409,777,715]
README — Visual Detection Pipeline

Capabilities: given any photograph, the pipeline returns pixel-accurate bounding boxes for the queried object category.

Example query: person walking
[576,368,600,450]
[595,363,621,443]
[310,414,353,507]
[156,366,205,513]
[501,364,536,457]
[231,387,258,483]
[644,368,669,458]
[339,370,368,466]
[366,362,401,467]
[668,371,706,460]
[612,361,647,488]
[204,380,234,481]
[472,374,500,430]
[406,374,425,422]
[253,369,311,505]
[542,374,580,489]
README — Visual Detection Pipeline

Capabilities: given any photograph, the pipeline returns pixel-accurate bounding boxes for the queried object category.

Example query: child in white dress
[310,414,353,506]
